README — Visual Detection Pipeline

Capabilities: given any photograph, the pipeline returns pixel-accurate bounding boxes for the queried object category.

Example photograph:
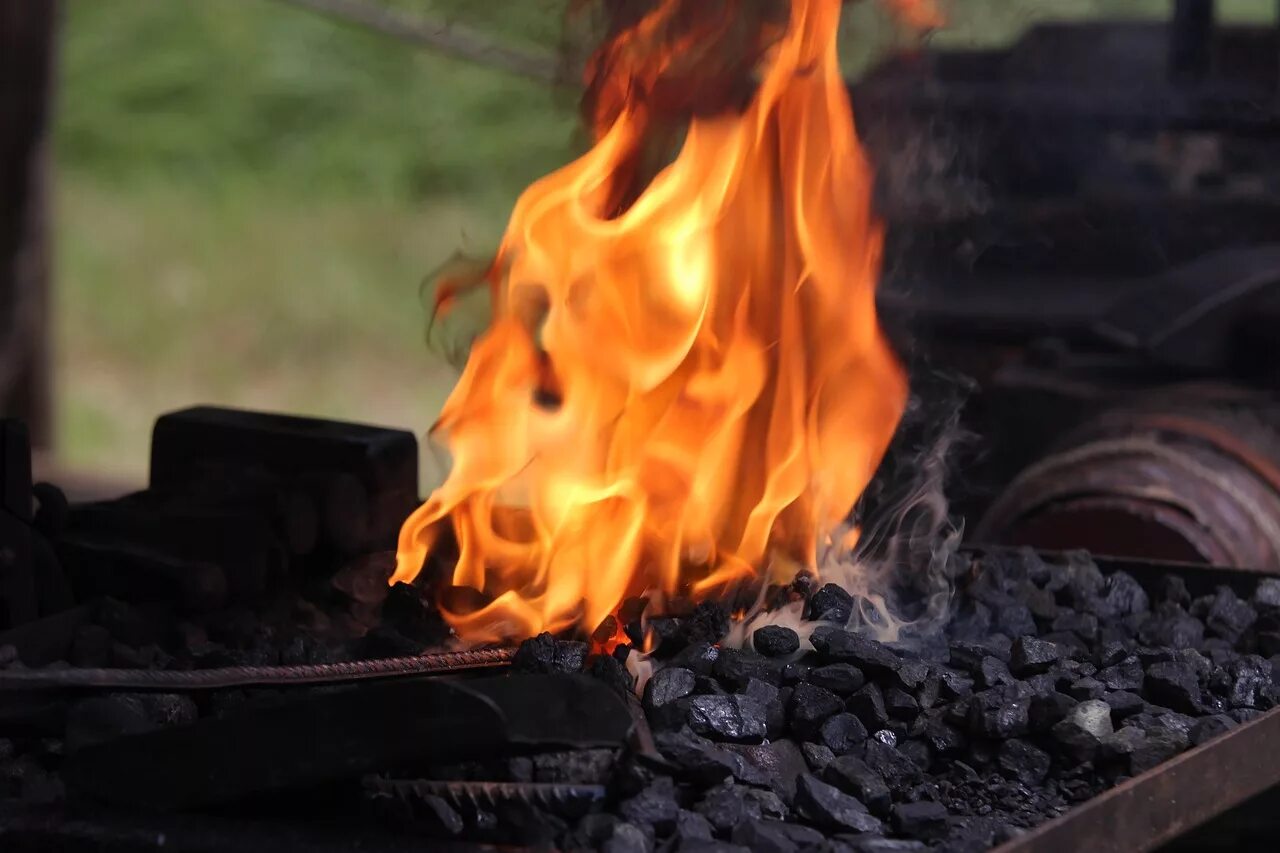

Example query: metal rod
[0,646,516,691]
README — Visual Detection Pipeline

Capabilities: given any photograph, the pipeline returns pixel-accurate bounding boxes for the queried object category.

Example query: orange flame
[393,0,907,643]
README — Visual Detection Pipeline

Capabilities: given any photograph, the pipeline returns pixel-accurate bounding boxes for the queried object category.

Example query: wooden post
[0,1,57,449]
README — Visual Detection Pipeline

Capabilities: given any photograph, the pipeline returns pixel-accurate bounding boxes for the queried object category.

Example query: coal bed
[5,546,1280,852]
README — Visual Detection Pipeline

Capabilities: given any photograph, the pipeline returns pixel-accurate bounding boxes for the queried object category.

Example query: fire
[393,0,908,643]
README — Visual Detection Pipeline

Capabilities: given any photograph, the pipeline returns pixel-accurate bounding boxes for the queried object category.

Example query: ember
[393,0,908,642]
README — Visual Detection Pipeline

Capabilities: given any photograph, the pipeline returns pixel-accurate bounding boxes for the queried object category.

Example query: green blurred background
[53,0,1275,479]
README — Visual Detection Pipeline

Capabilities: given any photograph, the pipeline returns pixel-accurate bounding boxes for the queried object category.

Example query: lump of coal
[819,713,869,754]
[715,649,782,691]
[754,626,801,658]
[968,685,1031,740]
[1228,655,1274,709]
[997,739,1051,785]
[1129,727,1189,775]
[671,641,720,675]
[823,755,891,816]
[848,683,890,731]
[976,656,1015,689]
[1097,572,1149,619]
[891,801,949,841]
[1104,690,1144,720]
[1138,604,1204,650]
[619,780,679,836]
[804,742,837,773]
[687,695,768,743]
[1098,657,1144,692]
[1009,637,1060,676]
[789,682,844,739]
[684,602,732,645]
[589,654,636,696]
[732,819,824,852]
[1143,661,1203,715]
[1205,587,1256,644]
[862,739,921,792]
[1051,699,1113,762]
[794,774,883,834]
[1189,714,1237,746]
[818,632,901,675]
[809,663,866,695]
[514,633,588,675]
[806,584,854,624]
[644,667,697,719]
[693,783,756,836]
[656,731,743,787]
[1254,578,1280,611]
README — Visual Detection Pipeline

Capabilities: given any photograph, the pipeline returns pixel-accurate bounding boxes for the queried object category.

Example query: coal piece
[890,801,949,841]
[809,663,866,695]
[794,773,883,834]
[823,754,892,816]
[1143,661,1204,715]
[789,682,845,739]
[819,713,869,754]
[754,626,801,658]
[806,584,854,624]
[996,738,1051,785]
[1009,637,1060,676]
[732,819,824,853]
[687,695,769,743]
[848,683,890,730]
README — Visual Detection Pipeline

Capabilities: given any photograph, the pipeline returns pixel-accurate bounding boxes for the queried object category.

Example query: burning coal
[394,0,910,643]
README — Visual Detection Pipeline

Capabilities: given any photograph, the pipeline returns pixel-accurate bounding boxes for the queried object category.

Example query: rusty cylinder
[975,391,1280,570]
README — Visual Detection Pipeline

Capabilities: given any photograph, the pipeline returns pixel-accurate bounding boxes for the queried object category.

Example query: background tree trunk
[0,0,57,448]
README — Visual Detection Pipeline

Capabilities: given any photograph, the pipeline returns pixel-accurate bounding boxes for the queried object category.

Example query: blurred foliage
[52,0,1278,476]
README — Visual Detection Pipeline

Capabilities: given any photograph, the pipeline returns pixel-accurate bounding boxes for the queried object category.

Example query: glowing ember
[393,0,908,643]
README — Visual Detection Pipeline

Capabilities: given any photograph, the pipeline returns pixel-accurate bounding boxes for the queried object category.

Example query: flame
[393,0,907,643]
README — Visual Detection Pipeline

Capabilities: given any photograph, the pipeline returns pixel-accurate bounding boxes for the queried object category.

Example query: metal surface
[0,645,516,691]
[64,673,632,811]
[994,703,1280,853]
[977,394,1280,569]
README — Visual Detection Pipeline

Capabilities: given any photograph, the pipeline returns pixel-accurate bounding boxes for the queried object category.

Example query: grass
[53,0,1277,478]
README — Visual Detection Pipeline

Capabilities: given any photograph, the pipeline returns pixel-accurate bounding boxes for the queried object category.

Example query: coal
[675,809,715,842]
[1129,727,1190,775]
[731,819,824,853]
[656,731,742,787]
[806,584,854,624]
[848,683,891,731]
[65,693,198,752]
[968,685,1031,740]
[1144,661,1203,714]
[696,782,768,835]
[824,755,892,816]
[861,740,921,791]
[687,695,768,743]
[514,633,589,675]
[1189,714,1237,746]
[644,667,697,718]
[1138,605,1205,650]
[819,632,901,675]
[804,742,837,773]
[1103,690,1144,720]
[1097,657,1144,692]
[1204,587,1257,644]
[1051,699,1113,763]
[1009,637,1059,676]
[809,663,866,695]
[788,682,844,739]
[684,602,732,645]
[754,626,801,658]
[819,713,869,754]
[1254,579,1280,610]
[618,778,679,834]
[714,649,782,691]
[794,774,884,834]
[997,738,1051,785]
[672,642,721,675]
[883,687,920,721]
[976,656,1015,689]
[890,801,949,840]
[1227,655,1274,709]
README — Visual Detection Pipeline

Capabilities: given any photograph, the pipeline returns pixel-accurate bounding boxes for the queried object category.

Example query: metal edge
[992,704,1280,853]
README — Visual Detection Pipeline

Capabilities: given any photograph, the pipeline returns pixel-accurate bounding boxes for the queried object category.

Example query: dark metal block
[150,406,418,554]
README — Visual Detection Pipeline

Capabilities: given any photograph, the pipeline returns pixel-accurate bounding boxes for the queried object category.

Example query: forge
[6,1,1280,851]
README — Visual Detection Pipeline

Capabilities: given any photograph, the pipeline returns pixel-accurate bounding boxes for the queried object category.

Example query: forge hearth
[4,406,1280,851]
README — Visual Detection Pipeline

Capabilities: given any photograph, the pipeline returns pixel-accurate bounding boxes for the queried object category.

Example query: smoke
[726,370,974,654]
